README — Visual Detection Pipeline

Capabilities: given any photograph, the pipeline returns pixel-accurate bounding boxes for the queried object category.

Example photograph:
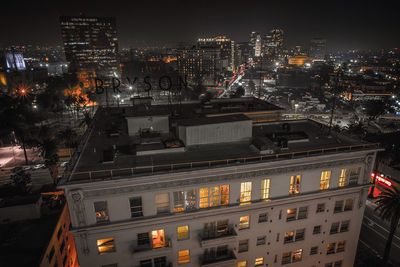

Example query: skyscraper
[309,38,327,61]
[249,31,262,58]
[60,16,119,87]
[197,35,234,71]
[264,29,284,58]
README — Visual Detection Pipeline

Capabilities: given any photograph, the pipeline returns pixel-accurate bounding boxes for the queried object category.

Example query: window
[239,215,250,230]
[338,169,348,187]
[284,228,305,243]
[152,229,166,248]
[255,257,264,266]
[94,201,109,223]
[295,228,305,241]
[240,182,252,203]
[238,239,249,253]
[129,197,143,218]
[330,222,340,234]
[199,185,230,208]
[349,167,361,185]
[298,207,308,219]
[310,246,319,255]
[177,226,189,240]
[292,249,303,262]
[178,250,190,264]
[155,193,170,214]
[289,175,301,195]
[326,243,336,254]
[286,208,297,221]
[320,171,331,190]
[256,236,266,246]
[258,212,268,223]
[284,231,294,243]
[340,220,350,232]
[97,237,115,254]
[313,225,321,235]
[334,200,344,213]
[336,241,346,253]
[344,199,353,211]
[137,233,150,246]
[316,203,325,213]
[282,252,291,265]
[334,260,343,267]
[237,260,247,267]
[154,257,167,267]
[261,179,271,200]
[173,190,196,212]
[140,260,152,267]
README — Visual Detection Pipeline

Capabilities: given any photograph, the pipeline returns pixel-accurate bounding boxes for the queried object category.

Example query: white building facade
[61,143,378,267]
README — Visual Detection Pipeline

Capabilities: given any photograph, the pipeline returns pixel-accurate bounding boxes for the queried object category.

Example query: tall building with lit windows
[59,98,379,267]
[197,35,234,71]
[249,31,262,58]
[59,16,120,87]
[309,38,327,61]
[264,29,284,59]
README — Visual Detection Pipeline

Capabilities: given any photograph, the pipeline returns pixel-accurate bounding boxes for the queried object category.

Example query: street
[358,200,400,266]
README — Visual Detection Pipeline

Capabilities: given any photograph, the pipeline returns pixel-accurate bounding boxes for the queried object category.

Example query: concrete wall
[126,116,169,136]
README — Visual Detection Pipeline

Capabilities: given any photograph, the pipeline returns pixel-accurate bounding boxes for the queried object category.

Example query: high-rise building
[249,31,262,58]
[197,35,234,71]
[177,46,220,86]
[60,16,119,87]
[309,38,327,61]
[60,100,379,267]
[264,29,284,58]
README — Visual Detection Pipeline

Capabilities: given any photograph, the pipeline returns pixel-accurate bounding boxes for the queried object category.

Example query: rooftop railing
[63,142,380,184]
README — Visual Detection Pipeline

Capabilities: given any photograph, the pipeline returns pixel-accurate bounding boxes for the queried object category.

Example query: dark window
[154,256,167,267]
[310,246,318,255]
[258,212,268,223]
[313,225,321,235]
[137,232,150,246]
[140,259,152,267]
[130,197,143,218]
[256,236,266,246]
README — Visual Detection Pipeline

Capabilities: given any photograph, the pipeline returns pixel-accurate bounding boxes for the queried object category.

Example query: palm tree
[375,186,400,265]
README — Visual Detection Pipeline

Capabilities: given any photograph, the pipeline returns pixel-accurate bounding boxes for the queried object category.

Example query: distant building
[264,29,284,58]
[309,38,327,61]
[249,31,262,58]
[60,16,119,88]
[197,35,234,71]
[288,55,311,66]
[177,46,220,86]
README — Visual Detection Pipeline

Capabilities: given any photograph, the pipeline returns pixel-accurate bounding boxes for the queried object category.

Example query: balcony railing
[200,227,237,247]
[133,239,172,253]
[201,250,236,266]
[64,142,380,183]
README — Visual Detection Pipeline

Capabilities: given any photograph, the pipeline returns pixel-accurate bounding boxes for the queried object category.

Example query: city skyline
[1,0,400,51]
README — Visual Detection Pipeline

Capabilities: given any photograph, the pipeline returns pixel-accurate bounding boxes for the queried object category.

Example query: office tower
[264,29,284,58]
[60,99,378,267]
[249,31,262,58]
[60,16,119,87]
[177,46,220,86]
[197,35,234,71]
[309,38,327,60]
[235,42,252,66]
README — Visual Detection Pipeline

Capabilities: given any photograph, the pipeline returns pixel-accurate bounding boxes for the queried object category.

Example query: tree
[375,186,400,265]
[10,167,32,194]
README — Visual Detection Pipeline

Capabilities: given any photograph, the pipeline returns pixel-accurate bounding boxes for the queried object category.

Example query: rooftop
[60,99,378,185]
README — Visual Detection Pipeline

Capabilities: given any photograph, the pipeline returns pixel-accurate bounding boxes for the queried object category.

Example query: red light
[376,176,392,187]
[371,172,376,178]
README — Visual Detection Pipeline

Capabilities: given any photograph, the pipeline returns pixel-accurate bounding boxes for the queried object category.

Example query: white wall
[126,116,169,136]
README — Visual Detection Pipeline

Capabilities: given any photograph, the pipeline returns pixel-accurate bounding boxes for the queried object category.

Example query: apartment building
[59,101,380,267]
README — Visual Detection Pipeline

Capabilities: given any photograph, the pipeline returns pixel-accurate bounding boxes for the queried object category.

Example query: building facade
[60,16,119,87]
[309,39,327,61]
[60,106,379,267]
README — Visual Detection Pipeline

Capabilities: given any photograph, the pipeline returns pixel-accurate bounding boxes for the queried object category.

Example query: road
[359,200,400,266]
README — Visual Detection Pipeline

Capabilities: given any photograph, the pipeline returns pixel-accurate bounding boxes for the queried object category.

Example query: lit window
[240,182,252,203]
[173,190,196,212]
[320,170,331,190]
[177,226,189,240]
[326,242,336,254]
[94,201,109,223]
[336,241,346,253]
[255,257,264,266]
[178,250,190,264]
[151,229,166,249]
[237,260,247,267]
[292,249,302,262]
[155,193,170,214]
[97,237,115,254]
[286,208,297,221]
[261,179,271,200]
[199,185,229,208]
[338,169,348,187]
[289,175,301,195]
[239,215,250,230]
[129,197,143,218]
[284,231,294,243]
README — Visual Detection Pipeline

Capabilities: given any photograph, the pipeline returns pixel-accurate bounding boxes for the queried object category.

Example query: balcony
[200,227,237,248]
[200,250,236,267]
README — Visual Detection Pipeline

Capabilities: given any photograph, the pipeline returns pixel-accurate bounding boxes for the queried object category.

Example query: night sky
[1,0,399,51]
